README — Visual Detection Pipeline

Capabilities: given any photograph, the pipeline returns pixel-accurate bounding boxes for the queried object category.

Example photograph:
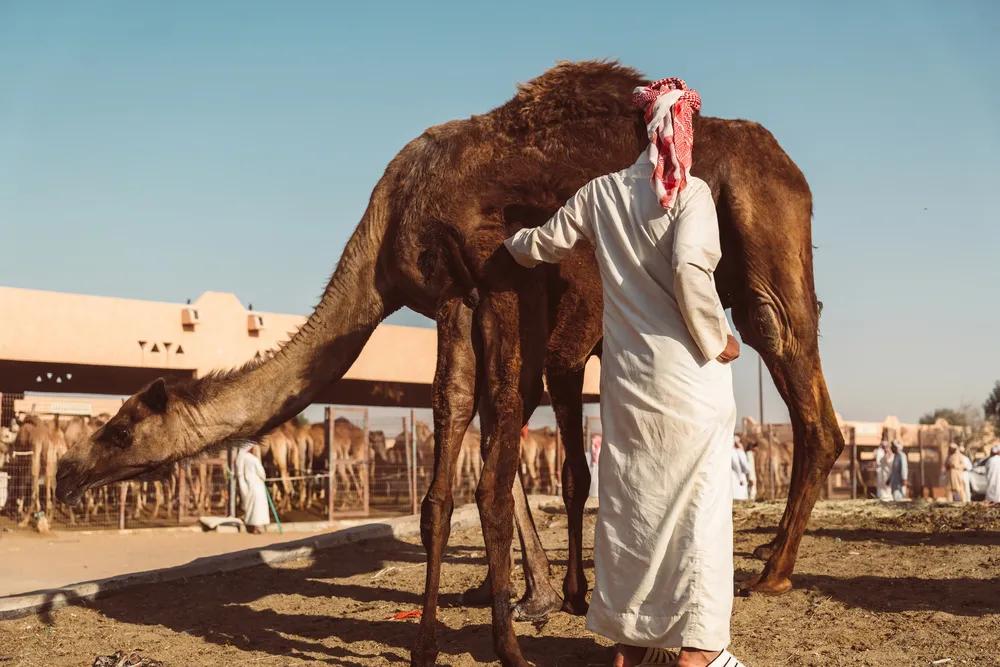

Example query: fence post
[767,424,776,501]
[918,429,925,498]
[362,407,370,516]
[118,484,127,530]
[410,409,418,515]
[326,406,334,522]
[849,427,857,500]
[555,426,564,496]
[178,466,187,524]
[228,447,237,517]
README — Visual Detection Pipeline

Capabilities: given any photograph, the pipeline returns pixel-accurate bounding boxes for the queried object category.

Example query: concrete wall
[0,286,602,397]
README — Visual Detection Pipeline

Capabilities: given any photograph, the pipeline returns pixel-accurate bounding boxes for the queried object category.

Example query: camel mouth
[55,468,90,505]
[56,462,153,505]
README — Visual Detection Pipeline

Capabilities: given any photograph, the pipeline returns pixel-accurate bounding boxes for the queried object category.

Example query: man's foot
[612,645,742,667]
[612,645,676,666]
[675,648,721,667]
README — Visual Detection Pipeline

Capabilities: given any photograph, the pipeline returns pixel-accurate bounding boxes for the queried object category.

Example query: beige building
[0,286,601,420]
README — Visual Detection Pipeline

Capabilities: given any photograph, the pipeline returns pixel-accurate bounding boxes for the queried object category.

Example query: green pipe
[264,484,283,534]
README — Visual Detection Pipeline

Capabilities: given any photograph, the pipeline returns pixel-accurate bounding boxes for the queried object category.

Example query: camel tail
[439,224,481,308]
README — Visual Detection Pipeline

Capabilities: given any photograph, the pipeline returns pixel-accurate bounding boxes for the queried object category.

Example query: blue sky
[2,1,998,423]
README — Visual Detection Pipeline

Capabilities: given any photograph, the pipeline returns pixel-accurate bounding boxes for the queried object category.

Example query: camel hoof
[512,592,562,622]
[737,573,793,597]
[752,542,776,561]
[560,593,589,616]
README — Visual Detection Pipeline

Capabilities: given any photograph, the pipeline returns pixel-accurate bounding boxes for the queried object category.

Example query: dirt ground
[1,500,998,666]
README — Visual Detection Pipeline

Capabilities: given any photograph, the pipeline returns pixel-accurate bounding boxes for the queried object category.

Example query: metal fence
[0,406,498,531]
[0,407,687,531]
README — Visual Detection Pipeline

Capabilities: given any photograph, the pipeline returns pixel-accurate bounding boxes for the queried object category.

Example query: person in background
[959,445,974,502]
[888,441,909,501]
[945,442,970,503]
[234,441,271,534]
[985,444,1000,503]
[589,433,603,499]
[731,437,752,501]
[875,440,893,501]
[744,440,758,502]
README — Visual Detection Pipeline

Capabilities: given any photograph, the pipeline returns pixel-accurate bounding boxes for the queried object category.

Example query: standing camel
[454,426,482,499]
[331,417,369,510]
[9,414,61,522]
[259,427,295,511]
[519,427,558,495]
[57,62,842,667]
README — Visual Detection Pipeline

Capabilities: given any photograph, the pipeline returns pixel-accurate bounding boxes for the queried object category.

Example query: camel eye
[101,423,132,449]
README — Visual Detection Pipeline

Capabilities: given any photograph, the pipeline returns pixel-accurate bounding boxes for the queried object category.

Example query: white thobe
[961,454,973,501]
[235,447,271,527]
[731,448,751,501]
[875,448,893,501]
[505,155,736,650]
[986,456,1000,503]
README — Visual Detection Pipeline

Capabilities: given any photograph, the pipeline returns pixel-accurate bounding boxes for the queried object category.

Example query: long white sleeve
[672,181,732,362]
[504,181,595,267]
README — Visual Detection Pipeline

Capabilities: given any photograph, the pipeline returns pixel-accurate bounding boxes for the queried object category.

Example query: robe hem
[585,602,730,651]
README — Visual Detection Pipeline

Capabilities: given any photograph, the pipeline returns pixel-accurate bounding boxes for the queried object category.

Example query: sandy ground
[1,500,997,666]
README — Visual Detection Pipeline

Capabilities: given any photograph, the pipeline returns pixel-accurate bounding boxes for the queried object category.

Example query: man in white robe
[959,445,974,502]
[731,439,752,501]
[505,78,743,667]
[875,441,893,501]
[235,442,271,533]
[985,444,1000,503]
[744,442,758,501]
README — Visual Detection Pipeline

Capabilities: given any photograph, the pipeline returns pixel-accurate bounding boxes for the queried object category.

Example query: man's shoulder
[686,175,711,193]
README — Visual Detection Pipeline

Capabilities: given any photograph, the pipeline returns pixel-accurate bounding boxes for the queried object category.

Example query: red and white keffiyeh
[632,77,702,209]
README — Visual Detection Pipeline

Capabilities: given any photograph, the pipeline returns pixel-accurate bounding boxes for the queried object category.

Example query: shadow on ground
[57,533,603,666]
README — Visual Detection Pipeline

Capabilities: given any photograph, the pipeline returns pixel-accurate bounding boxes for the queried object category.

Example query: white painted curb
[0,496,566,620]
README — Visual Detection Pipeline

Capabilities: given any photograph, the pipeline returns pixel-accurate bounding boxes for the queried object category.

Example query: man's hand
[717,335,740,363]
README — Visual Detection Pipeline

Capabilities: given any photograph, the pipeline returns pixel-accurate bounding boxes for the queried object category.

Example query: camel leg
[547,365,590,615]
[475,289,544,667]
[151,481,163,520]
[509,460,562,620]
[734,293,844,594]
[545,445,558,495]
[525,449,539,494]
[30,450,41,516]
[454,445,466,492]
[412,297,479,667]
[460,411,561,621]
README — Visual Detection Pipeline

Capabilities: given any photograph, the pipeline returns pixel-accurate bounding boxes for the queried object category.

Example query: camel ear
[140,378,169,413]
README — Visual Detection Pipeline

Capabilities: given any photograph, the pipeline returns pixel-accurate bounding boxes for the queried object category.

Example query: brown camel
[519,426,558,495]
[259,426,295,511]
[454,425,482,499]
[57,62,842,667]
[330,416,369,509]
[9,415,56,522]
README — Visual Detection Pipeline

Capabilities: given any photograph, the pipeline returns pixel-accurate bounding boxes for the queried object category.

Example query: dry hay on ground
[1,501,997,666]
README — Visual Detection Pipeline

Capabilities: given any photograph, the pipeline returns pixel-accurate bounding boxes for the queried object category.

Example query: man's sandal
[706,649,746,667]
[637,647,677,665]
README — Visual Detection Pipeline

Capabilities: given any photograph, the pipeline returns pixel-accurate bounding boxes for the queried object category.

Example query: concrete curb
[0,496,565,620]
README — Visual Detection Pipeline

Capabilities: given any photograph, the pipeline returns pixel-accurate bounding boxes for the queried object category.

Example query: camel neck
[187,201,393,450]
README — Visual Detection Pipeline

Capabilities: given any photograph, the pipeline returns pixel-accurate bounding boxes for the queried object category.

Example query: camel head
[56,378,198,504]
[368,430,390,462]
